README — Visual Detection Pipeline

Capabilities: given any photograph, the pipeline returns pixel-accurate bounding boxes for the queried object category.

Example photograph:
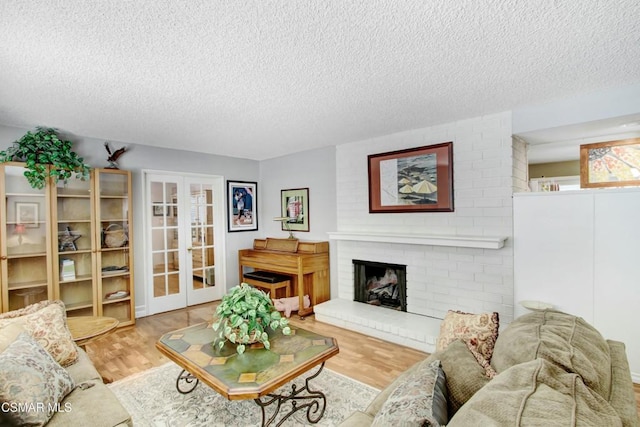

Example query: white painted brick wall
[512,136,529,192]
[334,111,516,326]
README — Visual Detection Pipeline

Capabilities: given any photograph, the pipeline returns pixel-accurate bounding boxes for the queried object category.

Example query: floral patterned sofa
[339,310,639,426]
[0,300,131,426]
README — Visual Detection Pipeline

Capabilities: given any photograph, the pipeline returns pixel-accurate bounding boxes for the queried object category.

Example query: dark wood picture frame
[227,180,258,232]
[280,188,310,232]
[368,142,454,213]
[580,138,640,189]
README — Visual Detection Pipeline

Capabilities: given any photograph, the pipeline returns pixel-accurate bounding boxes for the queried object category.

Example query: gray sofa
[340,310,639,426]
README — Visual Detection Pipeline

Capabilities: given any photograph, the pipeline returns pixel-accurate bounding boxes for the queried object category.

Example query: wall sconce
[14,223,26,245]
[273,217,295,239]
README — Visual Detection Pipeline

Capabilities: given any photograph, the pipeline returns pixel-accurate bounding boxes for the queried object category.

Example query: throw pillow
[0,301,77,367]
[0,299,65,320]
[0,332,75,426]
[371,359,448,427]
[436,339,491,416]
[436,310,499,365]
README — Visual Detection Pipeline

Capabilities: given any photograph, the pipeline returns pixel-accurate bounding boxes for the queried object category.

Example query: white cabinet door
[513,192,595,320]
[593,191,640,376]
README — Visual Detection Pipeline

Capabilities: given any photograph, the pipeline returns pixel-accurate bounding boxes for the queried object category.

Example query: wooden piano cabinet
[238,239,330,317]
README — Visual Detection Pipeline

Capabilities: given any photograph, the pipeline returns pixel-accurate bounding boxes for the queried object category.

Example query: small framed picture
[16,202,39,227]
[153,205,165,216]
[281,188,309,232]
[580,138,640,188]
[227,181,258,232]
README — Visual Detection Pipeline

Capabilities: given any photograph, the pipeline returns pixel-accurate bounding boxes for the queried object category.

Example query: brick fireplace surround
[313,111,525,353]
[315,232,508,353]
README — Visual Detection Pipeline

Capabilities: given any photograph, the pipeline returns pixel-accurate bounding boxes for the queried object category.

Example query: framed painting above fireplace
[368,142,454,213]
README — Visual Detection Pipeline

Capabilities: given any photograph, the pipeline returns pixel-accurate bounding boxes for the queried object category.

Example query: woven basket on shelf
[104,224,128,248]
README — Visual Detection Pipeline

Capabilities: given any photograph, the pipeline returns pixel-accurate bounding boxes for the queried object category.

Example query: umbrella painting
[368,142,453,213]
[379,153,437,206]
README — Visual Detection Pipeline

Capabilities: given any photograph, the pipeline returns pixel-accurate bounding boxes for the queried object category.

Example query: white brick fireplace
[314,112,526,353]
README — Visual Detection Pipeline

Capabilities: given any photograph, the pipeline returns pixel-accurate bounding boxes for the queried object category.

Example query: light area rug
[108,362,379,426]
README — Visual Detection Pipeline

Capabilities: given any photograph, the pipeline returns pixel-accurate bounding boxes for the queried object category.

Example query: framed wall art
[227,180,258,232]
[580,138,640,189]
[152,205,167,216]
[16,202,39,227]
[368,142,454,213]
[281,188,309,232]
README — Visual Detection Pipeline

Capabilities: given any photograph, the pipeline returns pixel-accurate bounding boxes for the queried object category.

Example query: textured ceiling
[1,1,639,160]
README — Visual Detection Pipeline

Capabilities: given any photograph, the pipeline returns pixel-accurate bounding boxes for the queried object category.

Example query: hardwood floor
[87,302,640,417]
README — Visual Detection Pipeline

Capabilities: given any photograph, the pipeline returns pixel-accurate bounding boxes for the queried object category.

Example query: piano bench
[243,271,291,299]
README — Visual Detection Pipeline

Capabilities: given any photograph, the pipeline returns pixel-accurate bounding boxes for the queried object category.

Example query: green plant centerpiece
[0,127,91,189]
[212,283,291,355]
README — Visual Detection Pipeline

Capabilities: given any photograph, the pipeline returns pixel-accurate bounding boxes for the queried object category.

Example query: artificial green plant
[0,127,91,189]
[212,283,291,355]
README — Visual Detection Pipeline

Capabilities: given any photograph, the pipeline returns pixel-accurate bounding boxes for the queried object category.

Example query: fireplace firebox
[353,259,406,312]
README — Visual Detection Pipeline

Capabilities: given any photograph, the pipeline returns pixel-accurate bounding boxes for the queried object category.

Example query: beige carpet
[109,362,379,426]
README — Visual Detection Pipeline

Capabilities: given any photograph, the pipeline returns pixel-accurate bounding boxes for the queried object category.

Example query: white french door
[145,172,225,315]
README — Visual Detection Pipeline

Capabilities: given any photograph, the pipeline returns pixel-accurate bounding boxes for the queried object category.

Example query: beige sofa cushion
[491,310,612,401]
[0,322,26,352]
[448,358,622,427]
[338,410,374,427]
[47,347,133,427]
[65,346,103,384]
[0,300,78,367]
[607,340,640,427]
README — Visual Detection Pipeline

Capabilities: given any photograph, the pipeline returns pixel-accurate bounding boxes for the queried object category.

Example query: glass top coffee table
[156,322,339,426]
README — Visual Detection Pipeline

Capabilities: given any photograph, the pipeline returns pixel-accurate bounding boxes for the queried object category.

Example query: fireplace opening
[353,259,406,312]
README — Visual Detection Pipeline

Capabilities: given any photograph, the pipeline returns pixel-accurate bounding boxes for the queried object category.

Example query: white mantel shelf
[328,231,507,249]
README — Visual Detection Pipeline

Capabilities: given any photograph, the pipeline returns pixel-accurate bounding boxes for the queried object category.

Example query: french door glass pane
[189,183,215,289]
[151,181,180,298]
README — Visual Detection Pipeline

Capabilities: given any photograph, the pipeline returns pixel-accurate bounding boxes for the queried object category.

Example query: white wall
[259,146,337,241]
[0,124,260,315]
[334,112,517,322]
[512,82,640,134]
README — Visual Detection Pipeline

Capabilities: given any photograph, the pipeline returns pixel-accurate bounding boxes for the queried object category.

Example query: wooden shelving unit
[0,163,134,326]
[0,163,53,312]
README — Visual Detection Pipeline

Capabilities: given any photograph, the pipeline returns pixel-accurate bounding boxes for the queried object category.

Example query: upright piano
[238,238,330,317]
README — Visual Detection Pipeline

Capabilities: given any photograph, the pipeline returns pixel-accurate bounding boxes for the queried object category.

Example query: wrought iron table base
[254,362,327,427]
[174,363,327,427]
[176,369,199,394]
